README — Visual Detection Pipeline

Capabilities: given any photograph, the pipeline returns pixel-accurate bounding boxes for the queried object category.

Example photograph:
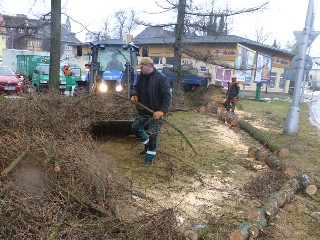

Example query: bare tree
[255,25,271,43]
[85,17,112,41]
[112,9,138,39]
[285,39,299,55]
[113,10,126,39]
[48,0,61,92]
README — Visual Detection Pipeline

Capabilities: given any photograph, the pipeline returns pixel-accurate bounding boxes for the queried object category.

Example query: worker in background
[106,53,124,71]
[130,57,171,166]
[63,63,71,76]
[226,75,240,112]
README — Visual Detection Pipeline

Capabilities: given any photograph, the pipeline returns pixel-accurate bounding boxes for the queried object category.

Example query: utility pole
[283,0,314,135]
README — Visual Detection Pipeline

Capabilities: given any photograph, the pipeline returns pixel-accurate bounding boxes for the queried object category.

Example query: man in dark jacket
[130,57,171,166]
[226,75,240,112]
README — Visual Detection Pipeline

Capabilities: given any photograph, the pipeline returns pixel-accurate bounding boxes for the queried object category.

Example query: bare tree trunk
[172,0,187,108]
[49,0,61,93]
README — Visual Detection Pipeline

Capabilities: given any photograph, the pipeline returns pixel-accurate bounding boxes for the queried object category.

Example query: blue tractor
[82,41,141,97]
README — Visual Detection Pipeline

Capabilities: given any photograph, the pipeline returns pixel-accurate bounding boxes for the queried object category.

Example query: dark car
[0,66,23,94]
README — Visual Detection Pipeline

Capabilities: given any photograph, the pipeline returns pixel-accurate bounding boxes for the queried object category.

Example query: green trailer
[16,55,50,81]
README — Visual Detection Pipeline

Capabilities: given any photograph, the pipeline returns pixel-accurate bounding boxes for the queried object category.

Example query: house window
[279,73,285,89]
[19,28,24,33]
[165,57,174,65]
[152,57,162,64]
[28,40,34,46]
[66,45,71,50]
[269,72,277,89]
[200,66,207,71]
[36,41,40,47]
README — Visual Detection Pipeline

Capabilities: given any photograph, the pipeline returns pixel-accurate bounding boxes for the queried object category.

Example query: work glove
[130,95,138,103]
[231,96,239,103]
[153,111,164,120]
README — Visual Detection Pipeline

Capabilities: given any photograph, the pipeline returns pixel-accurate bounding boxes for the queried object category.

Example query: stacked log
[247,148,318,195]
[230,179,301,240]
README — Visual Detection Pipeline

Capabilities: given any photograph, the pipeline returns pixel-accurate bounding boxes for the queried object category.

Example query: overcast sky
[1,0,319,56]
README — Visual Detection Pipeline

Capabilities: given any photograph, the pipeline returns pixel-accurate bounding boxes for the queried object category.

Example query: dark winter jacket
[131,68,171,115]
[227,81,240,99]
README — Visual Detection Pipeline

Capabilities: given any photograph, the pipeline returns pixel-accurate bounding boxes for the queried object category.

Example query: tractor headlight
[116,80,123,92]
[98,82,108,93]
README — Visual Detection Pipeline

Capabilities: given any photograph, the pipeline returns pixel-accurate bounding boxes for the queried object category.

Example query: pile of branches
[0,92,182,239]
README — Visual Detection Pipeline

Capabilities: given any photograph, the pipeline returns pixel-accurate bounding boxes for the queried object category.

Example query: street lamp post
[283,0,314,135]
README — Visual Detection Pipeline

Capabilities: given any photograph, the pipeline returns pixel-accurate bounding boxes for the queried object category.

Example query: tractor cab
[80,41,141,97]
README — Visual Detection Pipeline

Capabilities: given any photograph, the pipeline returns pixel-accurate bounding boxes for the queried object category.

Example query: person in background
[106,53,124,71]
[130,57,171,166]
[63,63,71,76]
[226,75,240,112]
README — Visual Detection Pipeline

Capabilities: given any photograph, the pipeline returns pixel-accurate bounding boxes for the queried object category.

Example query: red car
[0,66,23,94]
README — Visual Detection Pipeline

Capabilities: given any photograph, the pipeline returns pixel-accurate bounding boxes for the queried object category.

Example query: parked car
[0,65,24,94]
[309,80,320,92]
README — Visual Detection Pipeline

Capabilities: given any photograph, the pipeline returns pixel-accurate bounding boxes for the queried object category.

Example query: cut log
[306,185,318,195]
[1,146,29,176]
[217,107,226,114]
[277,147,290,158]
[230,178,301,240]
[229,222,252,240]
[198,106,207,114]
[184,222,208,240]
[254,149,268,164]
[208,105,219,114]
[239,120,283,153]
[298,174,318,195]
[224,112,240,127]
[248,146,259,158]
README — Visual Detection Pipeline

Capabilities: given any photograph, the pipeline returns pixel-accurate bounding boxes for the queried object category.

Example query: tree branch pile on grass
[0,93,182,239]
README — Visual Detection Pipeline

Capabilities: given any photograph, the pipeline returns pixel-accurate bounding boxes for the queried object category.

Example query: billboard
[254,53,272,84]
[234,44,255,85]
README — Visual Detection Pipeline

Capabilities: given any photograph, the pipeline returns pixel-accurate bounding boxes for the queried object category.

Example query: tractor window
[98,48,130,72]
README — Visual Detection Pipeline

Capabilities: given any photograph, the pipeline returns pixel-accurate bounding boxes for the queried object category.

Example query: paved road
[306,91,320,129]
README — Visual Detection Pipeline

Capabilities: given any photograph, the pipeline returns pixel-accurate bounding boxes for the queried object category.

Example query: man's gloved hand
[130,95,138,103]
[231,96,239,103]
[153,111,164,119]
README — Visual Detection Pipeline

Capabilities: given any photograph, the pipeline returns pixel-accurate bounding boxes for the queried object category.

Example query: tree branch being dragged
[111,93,198,155]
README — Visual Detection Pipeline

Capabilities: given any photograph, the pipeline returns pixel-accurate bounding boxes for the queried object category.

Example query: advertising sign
[254,53,272,84]
[234,44,255,85]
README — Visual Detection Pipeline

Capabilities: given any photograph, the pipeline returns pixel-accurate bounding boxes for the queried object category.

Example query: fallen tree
[239,120,289,157]
[230,178,301,240]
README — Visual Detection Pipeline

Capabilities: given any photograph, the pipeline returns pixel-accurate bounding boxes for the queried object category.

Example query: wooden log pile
[248,146,318,195]
[228,146,320,239]
[230,178,301,240]
[198,101,220,114]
